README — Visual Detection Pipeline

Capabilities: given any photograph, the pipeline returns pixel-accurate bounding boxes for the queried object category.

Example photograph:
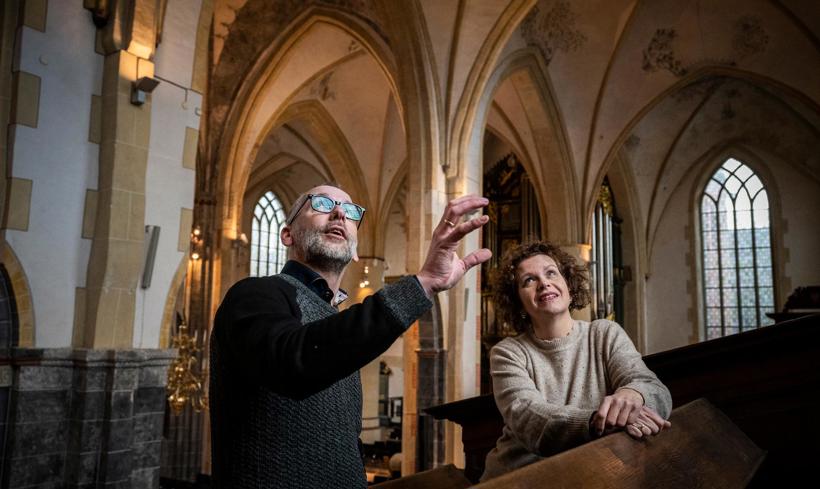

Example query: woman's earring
[520,311,528,319]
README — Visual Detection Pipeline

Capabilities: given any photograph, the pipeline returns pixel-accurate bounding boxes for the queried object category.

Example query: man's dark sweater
[210,261,432,488]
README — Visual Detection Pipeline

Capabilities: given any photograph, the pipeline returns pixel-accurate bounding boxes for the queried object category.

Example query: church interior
[0,0,818,487]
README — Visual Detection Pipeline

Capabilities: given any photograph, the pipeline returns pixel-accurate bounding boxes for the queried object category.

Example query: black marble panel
[10,420,68,457]
[71,390,106,420]
[64,450,98,485]
[111,367,139,391]
[109,390,135,419]
[73,367,107,392]
[132,439,162,468]
[17,365,72,390]
[133,412,163,443]
[139,366,168,387]
[135,386,166,414]
[100,448,133,483]
[67,418,103,452]
[13,389,69,423]
[106,418,134,451]
[7,452,64,487]
[131,467,160,489]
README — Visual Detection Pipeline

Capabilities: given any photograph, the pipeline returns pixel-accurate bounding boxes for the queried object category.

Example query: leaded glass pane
[736,190,751,211]
[707,308,722,326]
[758,287,774,307]
[755,247,771,267]
[707,327,722,340]
[740,287,756,307]
[757,267,772,286]
[705,269,719,285]
[735,164,753,182]
[736,229,752,249]
[725,175,742,196]
[704,180,721,199]
[724,158,741,172]
[703,231,718,250]
[759,311,774,326]
[704,250,719,270]
[735,209,752,230]
[702,212,717,231]
[725,326,739,336]
[706,288,721,307]
[720,248,736,267]
[718,209,734,231]
[724,307,738,326]
[741,307,758,328]
[722,288,738,307]
[739,267,755,287]
[754,228,770,248]
[714,168,731,183]
[752,208,769,228]
[746,176,762,197]
[719,229,735,249]
[722,267,738,287]
[738,249,754,268]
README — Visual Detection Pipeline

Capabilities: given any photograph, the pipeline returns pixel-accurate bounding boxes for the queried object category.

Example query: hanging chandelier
[167,316,208,415]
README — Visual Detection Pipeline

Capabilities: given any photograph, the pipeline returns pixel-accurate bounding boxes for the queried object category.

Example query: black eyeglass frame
[287,194,366,228]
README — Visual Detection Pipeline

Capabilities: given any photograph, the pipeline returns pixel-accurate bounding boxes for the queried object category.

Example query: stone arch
[446,0,538,180]
[215,8,400,229]
[0,240,33,347]
[477,48,579,243]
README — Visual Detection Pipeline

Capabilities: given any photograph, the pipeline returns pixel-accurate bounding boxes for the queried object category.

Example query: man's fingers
[442,195,489,223]
[445,215,489,241]
[461,249,492,271]
[626,424,643,439]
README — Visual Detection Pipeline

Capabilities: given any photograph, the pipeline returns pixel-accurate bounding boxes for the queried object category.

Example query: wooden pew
[474,399,764,488]
[426,314,820,485]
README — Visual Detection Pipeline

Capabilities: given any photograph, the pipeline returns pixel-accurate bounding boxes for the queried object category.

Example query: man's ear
[281,225,294,247]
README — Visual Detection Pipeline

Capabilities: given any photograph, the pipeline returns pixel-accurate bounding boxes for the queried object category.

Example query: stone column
[81,0,159,348]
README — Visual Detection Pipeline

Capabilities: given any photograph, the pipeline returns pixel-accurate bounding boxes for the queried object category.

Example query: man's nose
[329,203,346,220]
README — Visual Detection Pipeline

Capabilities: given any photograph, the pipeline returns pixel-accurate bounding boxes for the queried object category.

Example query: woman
[481,241,672,481]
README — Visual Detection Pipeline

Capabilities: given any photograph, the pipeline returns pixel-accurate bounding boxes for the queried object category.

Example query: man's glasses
[288,194,366,228]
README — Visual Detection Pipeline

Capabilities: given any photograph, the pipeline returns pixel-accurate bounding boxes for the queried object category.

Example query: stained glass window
[250,191,288,277]
[700,158,774,339]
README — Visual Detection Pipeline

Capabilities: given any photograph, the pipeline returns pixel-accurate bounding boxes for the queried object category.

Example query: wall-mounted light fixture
[190,226,203,260]
[359,264,370,289]
[131,76,160,105]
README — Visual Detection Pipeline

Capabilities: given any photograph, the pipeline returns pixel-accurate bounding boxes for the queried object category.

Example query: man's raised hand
[416,195,492,297]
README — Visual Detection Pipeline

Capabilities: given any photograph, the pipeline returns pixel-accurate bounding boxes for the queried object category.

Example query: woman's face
[515,254,571,320]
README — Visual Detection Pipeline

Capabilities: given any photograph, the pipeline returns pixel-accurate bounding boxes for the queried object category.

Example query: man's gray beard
[294,225,356,275]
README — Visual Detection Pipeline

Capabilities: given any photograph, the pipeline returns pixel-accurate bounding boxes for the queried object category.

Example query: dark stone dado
[0,348,175,489]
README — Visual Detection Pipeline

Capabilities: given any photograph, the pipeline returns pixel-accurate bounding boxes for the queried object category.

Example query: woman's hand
[590,388,671,439]
[623,405,672,439]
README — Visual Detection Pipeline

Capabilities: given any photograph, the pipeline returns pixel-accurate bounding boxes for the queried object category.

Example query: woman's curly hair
[491,241,591,333]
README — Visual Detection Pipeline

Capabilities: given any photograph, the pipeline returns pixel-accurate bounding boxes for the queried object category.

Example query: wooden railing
[425,314,820,486]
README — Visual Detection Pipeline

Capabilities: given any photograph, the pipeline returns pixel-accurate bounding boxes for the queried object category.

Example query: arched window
[700,158,774,339]
[250,191,288,277]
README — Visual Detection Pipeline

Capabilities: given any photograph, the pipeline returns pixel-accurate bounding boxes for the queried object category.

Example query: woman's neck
[531,311,575,340]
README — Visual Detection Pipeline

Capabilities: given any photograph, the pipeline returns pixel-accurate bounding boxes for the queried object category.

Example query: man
[210,183,490,488]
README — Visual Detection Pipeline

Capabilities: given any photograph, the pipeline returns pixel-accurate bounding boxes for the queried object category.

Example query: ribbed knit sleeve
[490,339,594,456]
[214,275,432,399]
[597,320,673,418]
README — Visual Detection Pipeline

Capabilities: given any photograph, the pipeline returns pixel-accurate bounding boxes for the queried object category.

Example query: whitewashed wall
[7,2,102,347]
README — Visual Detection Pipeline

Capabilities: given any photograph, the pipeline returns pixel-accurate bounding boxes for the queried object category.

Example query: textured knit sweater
[210,271,432,489]
[481,319,672,481]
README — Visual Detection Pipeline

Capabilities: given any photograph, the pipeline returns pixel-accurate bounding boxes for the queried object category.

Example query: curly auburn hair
[491,241,591,333]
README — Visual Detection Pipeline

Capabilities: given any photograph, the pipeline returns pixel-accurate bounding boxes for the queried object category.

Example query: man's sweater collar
[281,260,348,307]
